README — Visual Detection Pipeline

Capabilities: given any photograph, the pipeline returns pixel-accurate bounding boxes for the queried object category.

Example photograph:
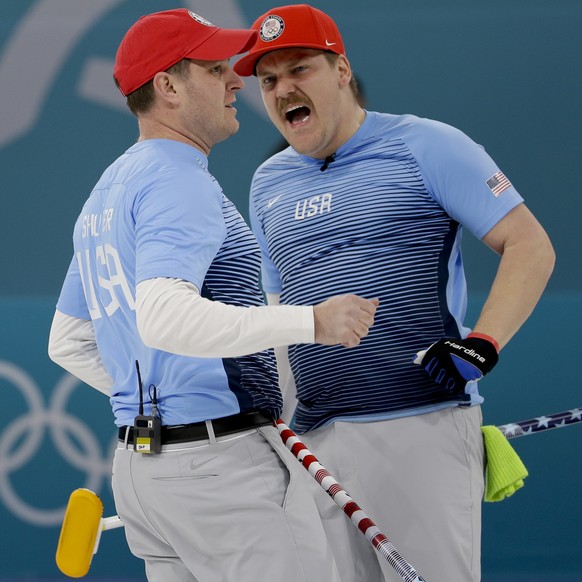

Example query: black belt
[119,411,273,445]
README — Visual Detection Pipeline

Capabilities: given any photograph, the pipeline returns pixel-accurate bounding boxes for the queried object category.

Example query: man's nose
[274,76,296,99]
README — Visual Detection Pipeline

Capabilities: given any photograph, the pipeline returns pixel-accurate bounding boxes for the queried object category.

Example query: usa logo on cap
[260,15,284,42]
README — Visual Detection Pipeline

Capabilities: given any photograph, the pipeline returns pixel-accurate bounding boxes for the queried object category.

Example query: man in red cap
[235,4,555,582]
[48,7,381,581]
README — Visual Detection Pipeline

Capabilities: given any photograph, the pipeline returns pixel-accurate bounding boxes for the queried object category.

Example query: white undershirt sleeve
[136,277,314,358]
[48,310,113,395]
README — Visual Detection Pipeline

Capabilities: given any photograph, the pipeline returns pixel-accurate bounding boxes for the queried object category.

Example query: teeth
[286,104,303,113]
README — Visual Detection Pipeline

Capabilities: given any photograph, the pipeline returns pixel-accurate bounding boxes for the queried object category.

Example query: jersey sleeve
[249,172,283,294]
[404,118,524,239]
[134,168,227,289]
[56,256,91,320]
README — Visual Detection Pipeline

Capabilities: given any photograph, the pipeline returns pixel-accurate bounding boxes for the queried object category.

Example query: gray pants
[112,425,340,582]
[303,406,485,582]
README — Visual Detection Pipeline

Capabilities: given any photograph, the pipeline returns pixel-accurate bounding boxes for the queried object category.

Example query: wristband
[467,332,500,353]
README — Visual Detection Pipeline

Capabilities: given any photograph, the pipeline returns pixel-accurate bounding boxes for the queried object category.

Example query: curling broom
[55,488,122,578]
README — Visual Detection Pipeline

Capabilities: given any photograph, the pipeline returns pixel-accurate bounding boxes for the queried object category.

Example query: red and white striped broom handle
[276,419,427,582]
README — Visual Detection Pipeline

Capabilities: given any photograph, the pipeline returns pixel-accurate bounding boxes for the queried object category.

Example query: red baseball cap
[233,4,345,77]
[114,9,258,96]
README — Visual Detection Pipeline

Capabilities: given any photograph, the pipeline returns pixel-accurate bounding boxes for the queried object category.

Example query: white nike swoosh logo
[267,194,283,208]
[325,40,336,46]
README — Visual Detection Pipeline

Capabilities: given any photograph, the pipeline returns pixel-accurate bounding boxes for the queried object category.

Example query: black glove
[414,333,499,395]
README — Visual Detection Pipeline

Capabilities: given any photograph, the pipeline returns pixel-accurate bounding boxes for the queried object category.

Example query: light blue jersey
[250,112,523,433]
[57,139,280,427]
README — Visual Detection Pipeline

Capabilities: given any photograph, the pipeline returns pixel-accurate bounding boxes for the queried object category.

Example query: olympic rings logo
[0,360,117,526]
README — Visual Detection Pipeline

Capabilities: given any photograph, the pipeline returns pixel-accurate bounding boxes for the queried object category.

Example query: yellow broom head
[55,488,104,578]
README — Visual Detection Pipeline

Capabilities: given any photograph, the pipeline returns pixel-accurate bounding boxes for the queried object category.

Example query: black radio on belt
[133,414,161,454]
[133,360,162,454]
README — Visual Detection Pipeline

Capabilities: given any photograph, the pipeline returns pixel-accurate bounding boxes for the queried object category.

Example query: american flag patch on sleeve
[486,171,512,197]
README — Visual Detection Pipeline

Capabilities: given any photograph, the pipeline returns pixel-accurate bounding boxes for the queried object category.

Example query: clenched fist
[313,294,380,348]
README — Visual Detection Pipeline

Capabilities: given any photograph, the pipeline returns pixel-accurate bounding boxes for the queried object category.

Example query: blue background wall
[1,0,580,580]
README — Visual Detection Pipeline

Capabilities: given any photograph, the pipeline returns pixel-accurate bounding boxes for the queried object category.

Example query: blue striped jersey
[57,139,280,426]
[250,112,523,433]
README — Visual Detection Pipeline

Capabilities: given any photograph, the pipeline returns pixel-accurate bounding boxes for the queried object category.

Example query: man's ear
[337,54,352,88]
[152,71,180,105]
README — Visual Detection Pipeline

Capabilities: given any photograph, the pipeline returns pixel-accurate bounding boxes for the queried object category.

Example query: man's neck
[137,116,210,156]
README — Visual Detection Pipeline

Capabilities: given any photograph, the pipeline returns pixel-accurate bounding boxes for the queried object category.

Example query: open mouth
[285,105,311,125]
